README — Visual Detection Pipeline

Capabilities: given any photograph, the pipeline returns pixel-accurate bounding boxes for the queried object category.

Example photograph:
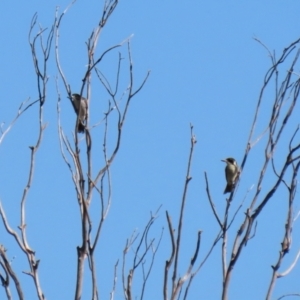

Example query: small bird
[71,93,88,133]
[221,157,239,194]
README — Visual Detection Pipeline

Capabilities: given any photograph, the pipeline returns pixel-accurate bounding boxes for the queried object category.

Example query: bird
[221,157,239,194]
[71,93,88,133]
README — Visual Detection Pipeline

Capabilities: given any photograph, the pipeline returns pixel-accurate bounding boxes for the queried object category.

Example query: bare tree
[0,1,300,300]
[55,1,149,299]
[161,38,300,300]
[0,12,54,300]
[202,38,300,300]
[0,1,149,299]
[121,206,163,300]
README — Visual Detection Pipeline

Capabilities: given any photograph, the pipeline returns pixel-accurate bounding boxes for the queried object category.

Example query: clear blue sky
[0,1,300,299]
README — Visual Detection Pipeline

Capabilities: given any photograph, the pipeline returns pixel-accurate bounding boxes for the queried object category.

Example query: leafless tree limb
[277,293,300,300]
[164,211,176,300]
[0,245,23,300]
[109,260,119,300]
[0,98,39,145]
[0,12,53,300]
[172,125,196,294]
[221,38,300,300]
[140,228,164,300]
[265,157,300,300]
[204,172,223,228]
[55,1,149,298]
[122,207,161,300]
[163,125,201,300]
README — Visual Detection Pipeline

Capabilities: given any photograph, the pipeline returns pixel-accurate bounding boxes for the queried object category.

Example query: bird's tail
[78,122,85,133]
[224,183,234,194]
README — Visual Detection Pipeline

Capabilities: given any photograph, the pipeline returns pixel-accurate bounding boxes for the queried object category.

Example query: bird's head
[71,93,80,100]
[221,157,237,166]
[70,93,82,112]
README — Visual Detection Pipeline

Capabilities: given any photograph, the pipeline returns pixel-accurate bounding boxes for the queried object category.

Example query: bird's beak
[221,159,227,163]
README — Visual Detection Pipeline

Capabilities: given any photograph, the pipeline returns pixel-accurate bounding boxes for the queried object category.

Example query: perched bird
[71,93,88,133]
[221,157,239,194]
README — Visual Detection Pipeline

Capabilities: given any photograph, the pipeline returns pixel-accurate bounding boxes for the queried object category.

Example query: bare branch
[123,208,161,300]
[110,260,119,300]
[172,125,196,296]
[0,245,23,300]
[204,172,222,228]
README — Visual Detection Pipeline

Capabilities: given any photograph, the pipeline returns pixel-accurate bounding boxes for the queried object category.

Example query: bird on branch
[71,93,88,133]
[221,157,239,194]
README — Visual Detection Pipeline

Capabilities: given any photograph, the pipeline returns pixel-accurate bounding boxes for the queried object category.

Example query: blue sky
[1,1,300,299]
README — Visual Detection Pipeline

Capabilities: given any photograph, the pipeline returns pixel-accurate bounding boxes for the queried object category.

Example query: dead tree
[55,1,149,299]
